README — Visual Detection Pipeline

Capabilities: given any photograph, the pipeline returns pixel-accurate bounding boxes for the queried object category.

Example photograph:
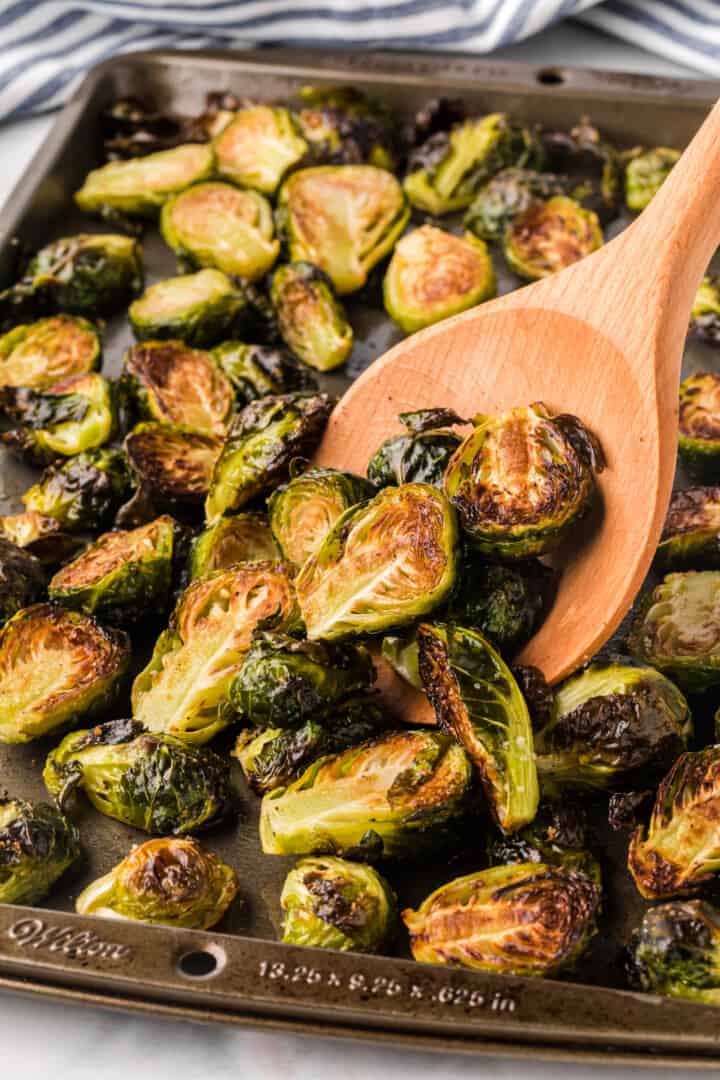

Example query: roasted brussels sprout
[678,372,720,481]
[628,900,720,1004]
[22,448,133,532]
[121,422,222,523]
[656,487,720,570]
[0,510,81,565]
[540,118,620,222]
[276,165,409,295]
[534,660,692,791]
[204,392,333,523]
[296,85,398,170]
[486,798,598,879]
[120,339,234,436]
[383,226,496,334]
[132,562,297,744]
[281,856,396,952]
[503,196,603,281]
[402,862,600,975]
[214,104,309,193]
[268,466,375,569]
[296,483,459,641]
[75,143,215,218]
[404,113,541,216]
[0,603,129,744]
[75,837,239,929]
[160,182,279,282]
[625,147,679,212]
[271,262,353,372]
[228,631,374,729]
[44,718,233,834]
[48,516,176,626]
[464,168,567,241]
[0,315,100,390]
[628,747,720,900]
[0,797,80,904]
[260,728,472,858]
[418,622,539,833]
[99,95,208,159]
[189,513,279,579]
[690,277,720,345]
[213,341,315,405]
[0,538,44,627]
[402,97,466,153]
[628,571,720,692]
[367,408,463,490]
[444,403,603,557]
[446,556,555,654]
[128,268,247,348]
[0,372,116,465]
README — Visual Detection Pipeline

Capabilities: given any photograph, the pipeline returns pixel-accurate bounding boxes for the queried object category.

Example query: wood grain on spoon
[316,99,720,704]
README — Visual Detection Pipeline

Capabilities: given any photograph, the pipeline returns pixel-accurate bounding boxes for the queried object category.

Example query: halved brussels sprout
[48,516,176,626]
[384,226,496,334]
[0,538,44,628]
[447,556,555,654]
[402,862,600,975]
[276,165,409,295]
[417,622,538,833]
[296,483,459,641]
[189,513,279,580]
[0,372,116,465]
[487,798,598,879]
[228,631,375,729]
[628,900,720,1004]
[260,729,472,858]
[625,147,679,212]
[214,105,308,193]
[121,422,222,523]
[534,660,692,791]
[0,315,100,390]
[0,797,80,904]
[0,603,130,743]
[402,97,466,154]
[99,95,208,158]
[271,262,353,372]
[213,341,316,405]
[0,510,82,565]
[628,571,720,692]
[22,447,133,532]
[129,268,247,348]
[161,182,279,282]
[690,277,720,345]
[268,466,375,569]
[204,392,333,523]
[44,718,233,835]
[121,339,234,436]
[656,487,720,570]
[296,86,398,170]
[540,118,620,222]
[75,143,215,218]
[132,562,297,744]
[281,856,396,952]
[444,403,603,557]
[367,408,464,490]
[403,113,542,216]
[503,196,603,281]
[628,747,720,900]
[679,372,720,481]
[464,168,567,241]
[75,837,238,929]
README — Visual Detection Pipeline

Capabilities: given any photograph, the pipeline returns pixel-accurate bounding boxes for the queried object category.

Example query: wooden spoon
[315,99,720,709]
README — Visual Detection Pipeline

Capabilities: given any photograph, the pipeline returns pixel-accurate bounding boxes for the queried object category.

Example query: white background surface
[0,20,712,1080]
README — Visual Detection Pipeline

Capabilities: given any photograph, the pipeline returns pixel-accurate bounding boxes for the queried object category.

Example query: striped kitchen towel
[0,1,718,122]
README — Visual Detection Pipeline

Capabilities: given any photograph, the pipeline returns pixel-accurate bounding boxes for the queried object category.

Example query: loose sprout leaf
[503,195,603,281]
[656,486,720,570]
[0,798,80,905]
[214,105,309,194]
[22,447,133,532]
[271,261,353,372]
[678,371,720,481]
[129,268,247,348]
[0,315,101,390]
[367,412,462,490]
[75,143,215,217]
[189,513,279,580]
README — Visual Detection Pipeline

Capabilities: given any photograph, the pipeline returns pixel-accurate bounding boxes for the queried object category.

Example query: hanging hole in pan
[536,68,565,86]
[177,944,226,979]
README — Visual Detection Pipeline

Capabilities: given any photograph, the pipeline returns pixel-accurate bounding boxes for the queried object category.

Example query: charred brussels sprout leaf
[417,622,539,833]
[75,143,214,219]
[296,85,398,170]
[628,571,720,691]
[281,856,396,952]
[0,798,80,904]
[0,315,100,390]
[22,447,133,532]
[213,341,316,405]
[49,516,176,626]
[381,633,423,691]
[0,510,82,565]
[678,372,720,481]
[503,196,603,281]
[402,862,600,975]
[540,118,620,222]
[276,165,409,295]
[383,226,496,334]
[367,409,463,490]
[625,147,679,212]
[296,483,459,641]
[122,422,222,522]
[214,105,308,193]
[628,900,720,1004]
[0,603,129,743]
[129,268,247,348]
[260,728,472,858]
[656,487,720,570]
[690,277,720,345]
[271,262,353,372]
[75,837,239,929]
[205,392,333,523]
[161,181,279,282]
[487,798,598,879]
[464,168,567,241]
[0,538,44,627]
[628,748,720,900]
[44,718,233,834]
[268,466,375,569]
[132,562,297,744]
[120,339,234,436]
[444,403,603,557]
[189,513,279,579]
[447,556,555,654]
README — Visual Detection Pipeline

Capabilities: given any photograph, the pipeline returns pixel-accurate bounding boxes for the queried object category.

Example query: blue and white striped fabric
[0,1,718,123]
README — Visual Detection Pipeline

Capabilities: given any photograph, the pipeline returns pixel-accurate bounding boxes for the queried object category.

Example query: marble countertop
[0,21,705,1080]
